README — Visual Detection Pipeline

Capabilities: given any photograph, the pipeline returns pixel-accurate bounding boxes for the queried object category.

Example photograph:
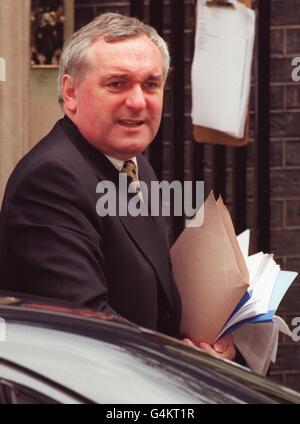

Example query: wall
[0,0,30,198]
[267,0,300,390]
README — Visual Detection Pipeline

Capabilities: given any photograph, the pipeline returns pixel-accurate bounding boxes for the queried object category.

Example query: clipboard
[192,0,253,147]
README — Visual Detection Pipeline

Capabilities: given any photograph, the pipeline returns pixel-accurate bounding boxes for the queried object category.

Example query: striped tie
[120,160,142,199]
[121,160,138,184]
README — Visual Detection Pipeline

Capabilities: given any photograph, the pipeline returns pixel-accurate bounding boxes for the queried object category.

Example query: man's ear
[61,74,77,113]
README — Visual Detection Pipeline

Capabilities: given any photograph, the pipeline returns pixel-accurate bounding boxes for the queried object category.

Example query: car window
[0,379,59,404]
[0,322,247,404]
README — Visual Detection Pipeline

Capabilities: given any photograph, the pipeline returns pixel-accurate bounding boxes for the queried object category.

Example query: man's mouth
[117,119,144,127]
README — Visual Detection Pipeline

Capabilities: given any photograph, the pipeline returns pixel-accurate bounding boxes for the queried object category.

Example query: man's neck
[104,154,137,172]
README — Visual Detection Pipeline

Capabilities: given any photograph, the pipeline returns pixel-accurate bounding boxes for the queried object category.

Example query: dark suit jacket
[0,116,181,337]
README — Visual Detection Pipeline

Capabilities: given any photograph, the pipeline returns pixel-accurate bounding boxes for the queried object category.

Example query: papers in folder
[170,193,298,375]
[191,0,255,138]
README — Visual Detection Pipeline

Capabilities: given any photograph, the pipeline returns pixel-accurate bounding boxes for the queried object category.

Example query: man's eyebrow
[146,74,163,81]
[104,73,163,81]
[104,73,129,80]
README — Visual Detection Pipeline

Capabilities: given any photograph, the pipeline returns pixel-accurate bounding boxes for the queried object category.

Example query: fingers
[213,334,236,360]
[182,338,196,347]
[181,336,236,361]
[182,339,219,357]
[213,334,232,353]
[222,343,236,361]
[199,342,218,356]
[213,340,227,354]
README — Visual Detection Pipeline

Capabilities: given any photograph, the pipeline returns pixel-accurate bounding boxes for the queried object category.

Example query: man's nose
[125,85,147,112]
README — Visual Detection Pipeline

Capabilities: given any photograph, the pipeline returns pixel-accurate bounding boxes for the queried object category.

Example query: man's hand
[182,334,236,361]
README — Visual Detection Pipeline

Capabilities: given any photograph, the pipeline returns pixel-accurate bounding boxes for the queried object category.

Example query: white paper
[268,271,298,312]
[171,192,249,344]
[232,321,277,376]
[171,193,298,375]
[191,0,255,137]
[233,315,292,376]
[237,229,250,261]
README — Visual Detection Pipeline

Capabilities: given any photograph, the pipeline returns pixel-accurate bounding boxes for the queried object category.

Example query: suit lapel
[118,212,173,309]
[114,161,174,311]
[119,158,173,309]
[137,156,170,252]
[60,118,174,310]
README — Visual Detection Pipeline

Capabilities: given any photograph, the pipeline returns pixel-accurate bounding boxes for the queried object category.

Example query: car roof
[0,295,299,404]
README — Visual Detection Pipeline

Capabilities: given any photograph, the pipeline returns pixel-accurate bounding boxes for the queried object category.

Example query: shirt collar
[104,154,138,173]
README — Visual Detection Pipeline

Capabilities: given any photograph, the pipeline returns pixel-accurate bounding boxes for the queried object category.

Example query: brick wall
[266,0,300,390]
[73,0,300,391]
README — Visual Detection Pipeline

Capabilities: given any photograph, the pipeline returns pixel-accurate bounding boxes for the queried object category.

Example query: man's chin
[117,140,151,157]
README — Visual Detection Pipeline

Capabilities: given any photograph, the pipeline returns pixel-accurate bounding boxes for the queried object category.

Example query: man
[0,13,235,360]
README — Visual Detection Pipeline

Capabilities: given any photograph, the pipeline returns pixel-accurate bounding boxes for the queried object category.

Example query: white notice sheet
[191,0,255,138]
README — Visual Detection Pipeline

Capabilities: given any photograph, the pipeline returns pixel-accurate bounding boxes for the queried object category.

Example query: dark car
[0,295,299,404]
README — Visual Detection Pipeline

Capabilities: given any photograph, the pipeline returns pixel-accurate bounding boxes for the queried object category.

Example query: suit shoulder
[15,120,85,171]
[2,121,95,207]
[5,120,93,187]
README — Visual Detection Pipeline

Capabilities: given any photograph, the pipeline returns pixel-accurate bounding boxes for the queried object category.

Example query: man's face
[67,35,165,160]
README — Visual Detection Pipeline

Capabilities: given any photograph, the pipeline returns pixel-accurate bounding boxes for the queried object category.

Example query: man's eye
[108,81,124,89]
[144,82,159,90]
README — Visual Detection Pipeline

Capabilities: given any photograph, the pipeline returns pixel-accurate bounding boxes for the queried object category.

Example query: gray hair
[58,12,170,104]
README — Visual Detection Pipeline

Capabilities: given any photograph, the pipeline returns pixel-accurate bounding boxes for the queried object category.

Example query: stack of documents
[191,0,255,138]
[170,193,297,375]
